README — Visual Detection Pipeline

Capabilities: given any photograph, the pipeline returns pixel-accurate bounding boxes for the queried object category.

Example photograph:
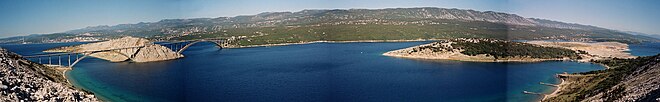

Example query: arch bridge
[159,39,230,54]
[22,38,236,68]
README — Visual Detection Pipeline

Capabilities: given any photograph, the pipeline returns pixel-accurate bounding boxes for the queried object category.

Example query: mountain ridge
[67,7,610,32]
[2,7,658,44]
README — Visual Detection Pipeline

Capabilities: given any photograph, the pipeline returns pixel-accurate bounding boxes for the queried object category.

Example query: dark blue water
[0,42,87,55]
[629,42,660,56]
[1,42,617,102]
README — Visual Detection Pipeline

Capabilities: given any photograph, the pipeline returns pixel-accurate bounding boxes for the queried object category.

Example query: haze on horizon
[1,0,659,38]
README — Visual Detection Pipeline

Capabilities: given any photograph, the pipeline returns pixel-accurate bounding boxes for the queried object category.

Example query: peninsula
[383,38,581,62]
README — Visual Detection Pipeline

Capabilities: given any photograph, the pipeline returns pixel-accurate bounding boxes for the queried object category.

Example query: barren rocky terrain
[0,48,98,101]
[46,36,183,62]
[526,41,636,61]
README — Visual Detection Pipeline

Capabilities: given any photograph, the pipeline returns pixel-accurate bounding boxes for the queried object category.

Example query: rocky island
[0,48,98,101]
[383,38,582,62]
[45,36,183,62]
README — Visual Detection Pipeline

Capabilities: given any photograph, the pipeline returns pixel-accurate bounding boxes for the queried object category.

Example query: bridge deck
[21,39,230,68]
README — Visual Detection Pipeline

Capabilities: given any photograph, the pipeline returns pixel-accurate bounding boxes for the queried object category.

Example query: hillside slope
[0,48,98,101]
[1,7,657,45]
[544,54,660,102]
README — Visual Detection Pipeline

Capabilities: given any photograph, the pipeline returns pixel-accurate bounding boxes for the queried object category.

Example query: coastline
[380,40,576,63]
[542,75,566,101]
[377,40,626,101]
[227,39,441,48]
[383,51,572,63]
[0,48,100,101]
[9,39,624,101]
[19,39,627,101]
[540,63,611,101]
[525,41,636,60]
[49,67,106,101]
[381,40,639,63]
[43,37,183,63]
[64,70,112,102]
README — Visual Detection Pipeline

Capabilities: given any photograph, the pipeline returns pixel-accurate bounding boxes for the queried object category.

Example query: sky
[0,0,659,38]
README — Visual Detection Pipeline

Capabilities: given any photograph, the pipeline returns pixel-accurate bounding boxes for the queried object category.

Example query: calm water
[4,41,646,102]
[629,42,660,56]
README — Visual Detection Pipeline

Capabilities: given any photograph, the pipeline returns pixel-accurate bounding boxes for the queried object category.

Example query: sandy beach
[543,74,567,100]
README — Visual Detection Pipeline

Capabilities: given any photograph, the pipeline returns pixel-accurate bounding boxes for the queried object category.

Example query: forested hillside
[1,7,656,45]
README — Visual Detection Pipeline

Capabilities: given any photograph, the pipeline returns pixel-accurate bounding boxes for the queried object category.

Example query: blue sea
[2,41,657,102]
[629,42,660,56]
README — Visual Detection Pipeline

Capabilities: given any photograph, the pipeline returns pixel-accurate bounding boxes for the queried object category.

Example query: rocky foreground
[543,54,660,102]
[46,36,183,62]
[0,48,99,101]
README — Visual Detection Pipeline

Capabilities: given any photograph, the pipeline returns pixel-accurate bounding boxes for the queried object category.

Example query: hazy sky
[1,0,659,38]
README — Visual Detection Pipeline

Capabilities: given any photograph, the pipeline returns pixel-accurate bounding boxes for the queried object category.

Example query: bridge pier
[172,43,176,52]
[58,55,61,66]
[174,43,179,52]
[23,38,229,68]
[68,54,71,66]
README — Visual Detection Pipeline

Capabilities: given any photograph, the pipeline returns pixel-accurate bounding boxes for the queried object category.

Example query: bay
[1,42,615,102]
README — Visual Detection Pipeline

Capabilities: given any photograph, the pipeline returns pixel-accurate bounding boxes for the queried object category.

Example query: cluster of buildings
[42,37,105,43]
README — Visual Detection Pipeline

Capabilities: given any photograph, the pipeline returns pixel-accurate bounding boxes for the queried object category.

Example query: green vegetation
[544,55,657,102]
[166,19,650,46]
[451,40,580,59]
[581,57,653,99]
[2,8,656,44]
[167,20,509,46]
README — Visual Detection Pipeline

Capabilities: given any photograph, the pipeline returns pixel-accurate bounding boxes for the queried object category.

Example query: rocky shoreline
[228,39,443,48]
[0,48,99,101]
[382,39,643,101]
[542,73,570,101]
[46,36,183,63]
[382,39,638,63]
[525,41,636,62]
[382,39,576,62]
[542,54,660,101]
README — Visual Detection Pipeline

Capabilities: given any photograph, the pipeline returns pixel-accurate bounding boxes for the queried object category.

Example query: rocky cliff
[46,36,183,62]
[583,55,660,101]
[543,54,660,102]
[131,44,183,62]
[0,48,98,101]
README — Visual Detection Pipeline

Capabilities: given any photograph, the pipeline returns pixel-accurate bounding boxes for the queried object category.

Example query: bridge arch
[69,50,135,68]
[176,40,223,54]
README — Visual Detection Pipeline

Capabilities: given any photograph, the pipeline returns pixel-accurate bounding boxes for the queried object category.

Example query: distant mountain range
[66,8,607,32]
[621,31,660,39]
[1,7,658,44]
